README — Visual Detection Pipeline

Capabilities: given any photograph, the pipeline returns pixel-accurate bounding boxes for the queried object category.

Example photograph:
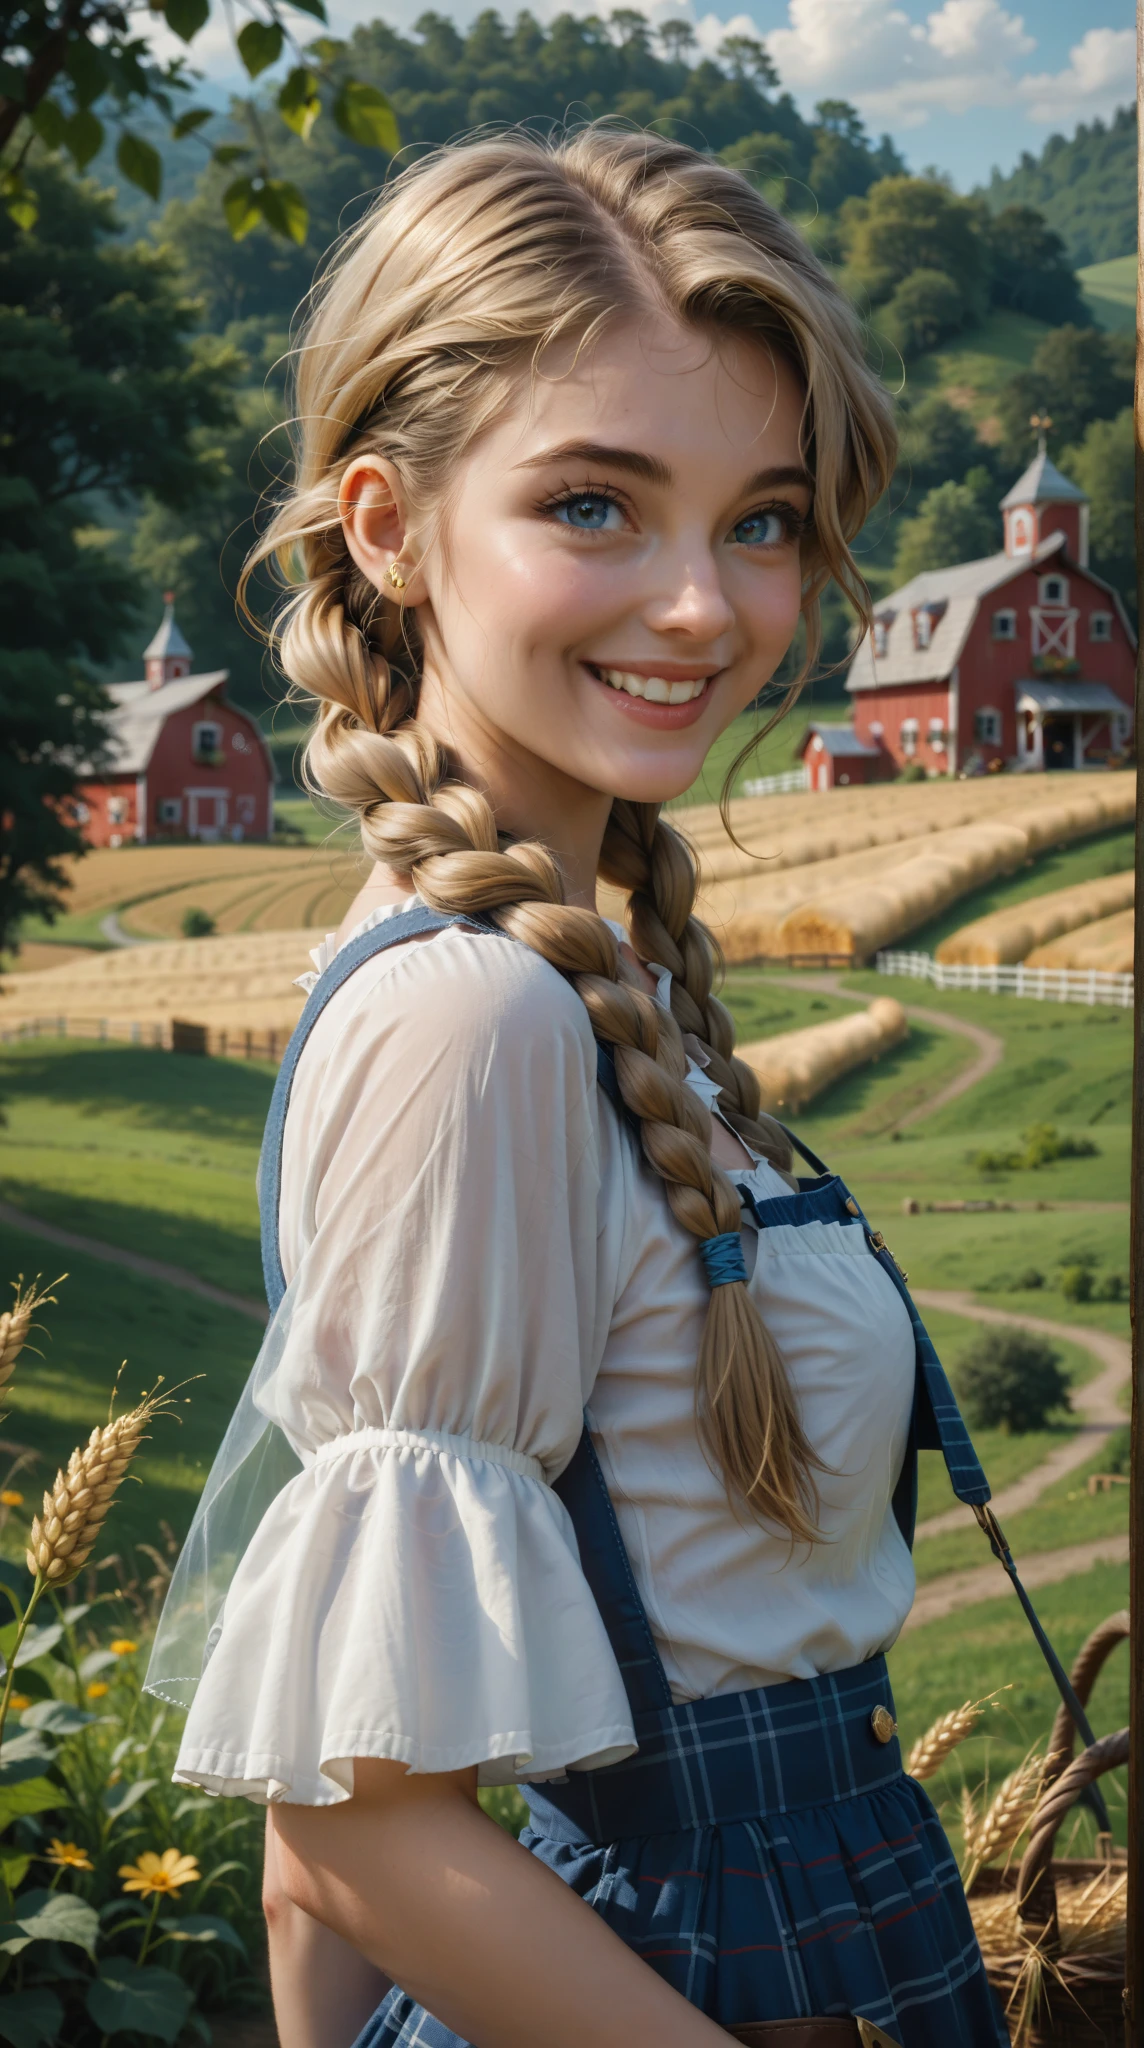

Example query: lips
[591,666,712,704]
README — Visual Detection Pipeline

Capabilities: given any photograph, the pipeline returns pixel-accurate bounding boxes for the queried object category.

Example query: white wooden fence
[0,1016,287,1059]
[875,951,1133,1008]
[740,766,810,798]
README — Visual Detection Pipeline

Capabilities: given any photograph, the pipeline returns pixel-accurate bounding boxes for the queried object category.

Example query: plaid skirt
[353,1658,1009,2047]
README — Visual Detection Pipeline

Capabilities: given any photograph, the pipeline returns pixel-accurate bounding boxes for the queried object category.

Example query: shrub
[897,762,927,783]
[1020,1123,1099,1168]
[1016,1268,1044,1291]
[1096,1272,1125,1302]
[1060,1265,1094,1303]
[180,906,216,939]
[954,1329,1071,1433]
[881,266,966,357]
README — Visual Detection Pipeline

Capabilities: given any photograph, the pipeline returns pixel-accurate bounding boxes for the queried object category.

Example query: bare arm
[263,1813,391,2048]
[271,1759,730,2048]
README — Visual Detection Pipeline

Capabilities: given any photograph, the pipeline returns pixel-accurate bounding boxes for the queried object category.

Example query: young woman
[148,128,1010,2048]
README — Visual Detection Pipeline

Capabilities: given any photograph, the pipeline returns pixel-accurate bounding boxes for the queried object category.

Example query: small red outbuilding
[76,599,275,847]
[796,721,884,792]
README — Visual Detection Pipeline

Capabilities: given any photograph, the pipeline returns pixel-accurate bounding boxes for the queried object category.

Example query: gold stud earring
[388,564,406,594]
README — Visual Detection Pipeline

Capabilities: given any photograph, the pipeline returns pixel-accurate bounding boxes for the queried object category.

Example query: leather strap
[727,2021,900,2047]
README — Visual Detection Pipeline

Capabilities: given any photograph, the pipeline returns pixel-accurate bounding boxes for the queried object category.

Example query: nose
[643,548,735,645]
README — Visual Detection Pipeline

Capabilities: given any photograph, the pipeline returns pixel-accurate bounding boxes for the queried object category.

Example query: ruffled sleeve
[172,924,635,1804]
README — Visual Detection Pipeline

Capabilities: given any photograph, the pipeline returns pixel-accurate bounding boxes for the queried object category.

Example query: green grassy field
[1077,254,1136,334]
[901,309,1051,433]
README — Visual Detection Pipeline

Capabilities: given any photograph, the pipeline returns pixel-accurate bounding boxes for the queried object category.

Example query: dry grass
[1026,906,1135,974]
[738,996,907,1113]
[970,1866,1126,1960]
[936,870,1133,966]
[0,928,314,1034]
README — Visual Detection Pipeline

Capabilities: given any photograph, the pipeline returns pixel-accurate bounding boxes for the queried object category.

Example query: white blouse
[172,908,916,1806]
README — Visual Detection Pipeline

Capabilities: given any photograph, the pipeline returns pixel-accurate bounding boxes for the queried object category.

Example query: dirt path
[911,1290,1130,1539]
[0,1198,268,1326]
[903,1534,1130,1633]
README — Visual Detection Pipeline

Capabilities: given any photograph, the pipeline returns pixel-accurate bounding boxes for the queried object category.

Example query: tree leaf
[306,35,345,61]
[30,101,68,151]
[331,80,399,153]
[257,178,308,244]
[0,1856,29,1895]
[0,1780,65,1832]
[171,106,213,139]
[115,132,162,202]
[0,1988,64,2048]
[157,1912,246,1954]
[0,1890,98,1961]
[277,67,321,141]
[164,0,210,43]
[86,1964,191,2043]
[19,1702,92,1735]
[211,144,251,166]
[236,20,284,78]
[62,109,103,171]
[64,37,108,110]
[0,1622,63,1670]
[222,177,262,240]
[286,0,327,17]
[4,194,38,231]
[79,1648,117,1682]
[102,1775,158,1818]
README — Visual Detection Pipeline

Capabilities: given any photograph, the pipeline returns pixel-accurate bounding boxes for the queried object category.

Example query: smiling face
[411,314,810,807]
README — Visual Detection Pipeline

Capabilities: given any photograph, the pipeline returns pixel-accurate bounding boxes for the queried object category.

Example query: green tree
[983,204,1086,323]
[0,157,239,950]
[996,324,1134,468]
[879,266,964,358]
[1061,407,1134,619]
[955,1329,1070,1434]
[895,396,985,500]
[892,470,999,585]
[982,107,1135,269]
[839,175,988,313]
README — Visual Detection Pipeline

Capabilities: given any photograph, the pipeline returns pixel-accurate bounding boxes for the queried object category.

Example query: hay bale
[1025,906,1136,973]
[938,870,1134,966]
[738,997,908,1113]
[0,927,317,1034]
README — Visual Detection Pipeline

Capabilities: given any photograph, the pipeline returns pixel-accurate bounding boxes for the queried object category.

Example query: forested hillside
[981,106,1134,267]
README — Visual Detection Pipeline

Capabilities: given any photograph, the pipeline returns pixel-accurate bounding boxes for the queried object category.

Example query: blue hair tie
[699,1231,747,1289]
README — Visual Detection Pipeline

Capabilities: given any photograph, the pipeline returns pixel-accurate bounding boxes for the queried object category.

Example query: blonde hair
[245,126,896,1543]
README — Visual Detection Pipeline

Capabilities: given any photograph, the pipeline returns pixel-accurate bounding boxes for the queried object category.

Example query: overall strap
[554,1431,674,1719]
[257,906,494,1313]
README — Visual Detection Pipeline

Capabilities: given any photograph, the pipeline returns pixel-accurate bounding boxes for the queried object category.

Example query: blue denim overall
[259,907,1010,2047]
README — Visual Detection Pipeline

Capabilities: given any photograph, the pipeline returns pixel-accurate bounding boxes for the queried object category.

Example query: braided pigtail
[243,126,897,1542]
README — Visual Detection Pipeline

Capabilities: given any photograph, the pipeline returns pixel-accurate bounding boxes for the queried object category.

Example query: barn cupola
[143,592,193,688]
[1000,423,1089,568]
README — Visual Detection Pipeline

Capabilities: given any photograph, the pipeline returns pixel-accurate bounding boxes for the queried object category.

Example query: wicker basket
[972,1611,1129,2047]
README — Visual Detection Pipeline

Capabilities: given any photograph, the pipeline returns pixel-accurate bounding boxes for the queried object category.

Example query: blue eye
[554,493,623,531]
[732,510,786,547]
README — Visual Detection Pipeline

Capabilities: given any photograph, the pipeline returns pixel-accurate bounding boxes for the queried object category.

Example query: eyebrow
[517,441,813,497]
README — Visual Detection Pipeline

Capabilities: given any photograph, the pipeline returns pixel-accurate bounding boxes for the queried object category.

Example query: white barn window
[975,707,1002,746]
[158,798,182,825]
[192,721,223,763]
[900,718,919,757]
[928,717,946,754]
[991,609,1017,641]
[1038,573,1069,606]
[1089,612,1113,642]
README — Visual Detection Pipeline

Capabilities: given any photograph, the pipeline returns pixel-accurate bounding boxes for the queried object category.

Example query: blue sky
[161,0,1136,191]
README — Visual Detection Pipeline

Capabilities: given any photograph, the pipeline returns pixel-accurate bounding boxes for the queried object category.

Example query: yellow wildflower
[119,1848,201,1899]
[109,1638,138,1656]
[0,1490,23,1507]
[86,1681,110,1700]
[47,1839,94,1872]
[8,1694,31,1713]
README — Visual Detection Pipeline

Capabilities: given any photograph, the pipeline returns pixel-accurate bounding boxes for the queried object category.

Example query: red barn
[796,721,883,791]
[842,449,1136,778]
[76,599,275,846]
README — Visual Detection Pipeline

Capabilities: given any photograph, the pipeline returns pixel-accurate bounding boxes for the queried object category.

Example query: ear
[339,455,425,605]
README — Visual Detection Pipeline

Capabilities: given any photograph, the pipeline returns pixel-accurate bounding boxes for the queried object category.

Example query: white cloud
[767,0,1035,127]
[1017,26,1135,125]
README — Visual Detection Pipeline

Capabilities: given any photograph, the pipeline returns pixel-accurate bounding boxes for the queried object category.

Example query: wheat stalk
[964,1752,1051,1890]
[907,1702,984,1781]
[25,1380,173,1587]
[0,1275,63,1400]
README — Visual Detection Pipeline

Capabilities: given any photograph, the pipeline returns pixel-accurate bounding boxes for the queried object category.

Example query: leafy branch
[0,0,398,238]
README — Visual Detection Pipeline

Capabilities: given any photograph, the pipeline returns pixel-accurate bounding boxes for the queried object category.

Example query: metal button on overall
[869,1705,897,1745]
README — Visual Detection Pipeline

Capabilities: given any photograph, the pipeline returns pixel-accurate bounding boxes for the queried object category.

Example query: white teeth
[597,668,708,702]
